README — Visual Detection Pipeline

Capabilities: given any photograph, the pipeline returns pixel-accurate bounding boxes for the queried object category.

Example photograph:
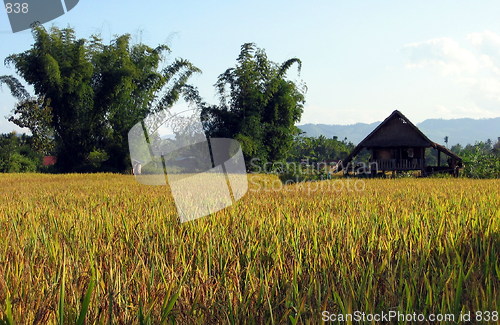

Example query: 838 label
[5,3,29,14]
[3,0,80,33]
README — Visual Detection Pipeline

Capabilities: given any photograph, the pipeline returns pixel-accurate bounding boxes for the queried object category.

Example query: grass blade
[76,266,96,325]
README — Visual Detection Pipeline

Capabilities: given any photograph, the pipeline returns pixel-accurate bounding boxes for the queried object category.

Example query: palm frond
[278,58,302,77]
[0,75,30,100]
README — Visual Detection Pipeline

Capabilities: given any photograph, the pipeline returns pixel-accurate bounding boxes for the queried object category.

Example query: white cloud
[403,37,482,75]
[403,31,500,118]
[467,30,500,52]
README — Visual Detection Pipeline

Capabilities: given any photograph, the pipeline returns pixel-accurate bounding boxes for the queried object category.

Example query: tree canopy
[202,43,306,166]
[2,29,308,172]
[1,25,200,172]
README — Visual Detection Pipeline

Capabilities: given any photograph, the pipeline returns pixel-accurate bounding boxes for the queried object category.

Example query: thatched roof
[343,110,462,164]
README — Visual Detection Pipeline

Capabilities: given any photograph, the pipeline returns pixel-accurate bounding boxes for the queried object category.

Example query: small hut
[341,110,462,177]
[43,156,57,167]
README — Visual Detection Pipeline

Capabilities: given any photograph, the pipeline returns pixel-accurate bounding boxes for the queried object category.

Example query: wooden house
[341,110,462,176]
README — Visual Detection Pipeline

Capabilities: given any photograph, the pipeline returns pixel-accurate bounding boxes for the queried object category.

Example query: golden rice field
[0,174,498,324]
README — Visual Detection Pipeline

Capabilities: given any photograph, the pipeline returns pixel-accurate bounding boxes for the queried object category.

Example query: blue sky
[1,0,500,134]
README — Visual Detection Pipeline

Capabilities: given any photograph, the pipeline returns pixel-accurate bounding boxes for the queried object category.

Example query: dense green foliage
[288,135,355,163]
[0,133,41,172]
[450,139,500,178]
[1,25,199,172]
[2,31,307,172]
[245,136,357,184]
[202,43,306,167]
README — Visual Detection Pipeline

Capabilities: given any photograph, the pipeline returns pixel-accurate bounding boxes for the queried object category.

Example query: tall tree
[202,43,306,165]
[1,25,200,172]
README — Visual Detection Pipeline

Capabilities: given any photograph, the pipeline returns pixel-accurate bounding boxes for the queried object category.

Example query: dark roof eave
[432,142,462,161]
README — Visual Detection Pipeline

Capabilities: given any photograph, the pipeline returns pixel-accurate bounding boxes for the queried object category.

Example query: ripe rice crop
[0,174,498,323]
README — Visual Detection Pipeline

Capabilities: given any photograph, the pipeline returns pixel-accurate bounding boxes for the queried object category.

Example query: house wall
[372,147,424,160]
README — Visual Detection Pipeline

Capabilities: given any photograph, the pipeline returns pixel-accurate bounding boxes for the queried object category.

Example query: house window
[407,148,414,158]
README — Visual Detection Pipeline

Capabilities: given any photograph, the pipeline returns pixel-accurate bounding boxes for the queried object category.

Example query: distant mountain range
[298,117,500,146]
